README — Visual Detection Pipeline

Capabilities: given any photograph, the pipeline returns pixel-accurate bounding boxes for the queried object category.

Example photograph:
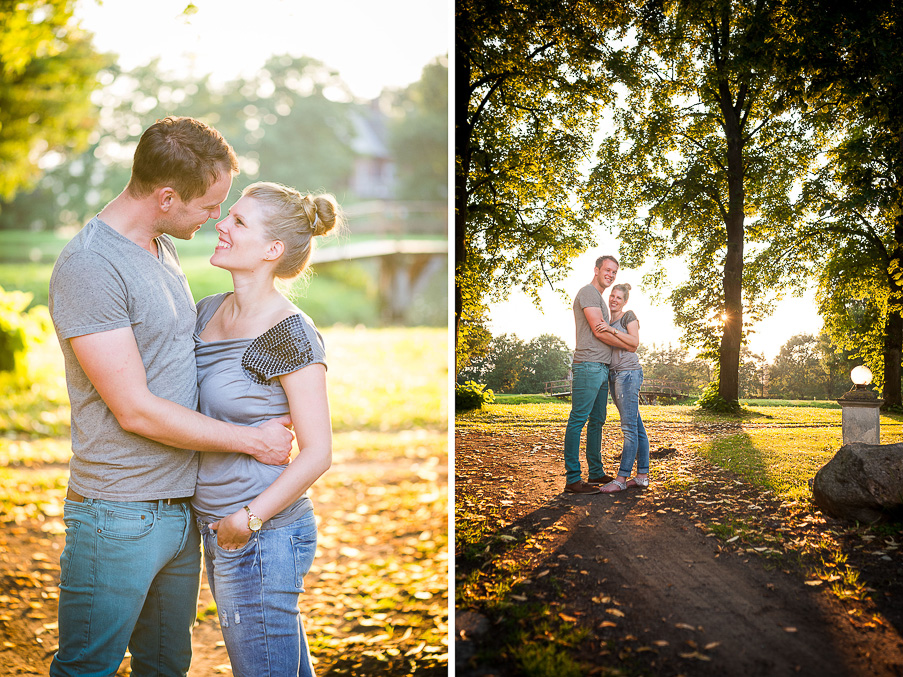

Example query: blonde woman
[192,182,340,675]
[597,283,650,493]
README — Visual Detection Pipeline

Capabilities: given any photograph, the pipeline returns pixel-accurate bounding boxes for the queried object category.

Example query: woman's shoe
[599,479,628,493]
[626,476,649,489]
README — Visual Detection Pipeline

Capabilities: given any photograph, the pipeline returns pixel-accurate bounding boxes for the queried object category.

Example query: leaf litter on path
[455,423,903,677]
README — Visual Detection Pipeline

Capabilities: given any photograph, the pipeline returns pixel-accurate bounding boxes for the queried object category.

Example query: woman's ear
[264,240,285,261]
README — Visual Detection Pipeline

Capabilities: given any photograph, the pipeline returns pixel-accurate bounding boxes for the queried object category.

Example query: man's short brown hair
[127,116,239,202]
[595,255,619,268]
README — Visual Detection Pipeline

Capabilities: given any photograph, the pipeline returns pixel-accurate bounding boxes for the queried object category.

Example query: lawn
[457,399,903,502]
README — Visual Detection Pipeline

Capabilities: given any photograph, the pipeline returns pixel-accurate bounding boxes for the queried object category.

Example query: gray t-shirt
[49,217,199,500]
[191,293,326,526]
[609,310,641,371]
[572,284,612,364]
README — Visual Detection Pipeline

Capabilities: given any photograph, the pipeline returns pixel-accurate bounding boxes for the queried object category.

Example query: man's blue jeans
[199,510,318,677]
[610,368,650,477]
[50,497,201,677]
[563,361,610,484]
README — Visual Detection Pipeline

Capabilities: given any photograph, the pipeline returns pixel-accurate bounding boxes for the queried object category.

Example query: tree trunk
[718,86,746,404]
[883,216,903,407]
[883,309,902,407]
[454,39,472,379]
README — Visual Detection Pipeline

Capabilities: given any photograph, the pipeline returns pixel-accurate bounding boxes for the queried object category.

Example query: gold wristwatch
[243,505,263,531]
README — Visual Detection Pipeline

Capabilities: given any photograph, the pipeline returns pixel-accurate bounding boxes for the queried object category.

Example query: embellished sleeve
[622,310,639,329]
[241,314,327,385]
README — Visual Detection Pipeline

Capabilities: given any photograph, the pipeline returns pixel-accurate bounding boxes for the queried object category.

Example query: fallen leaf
[679,651,711,661]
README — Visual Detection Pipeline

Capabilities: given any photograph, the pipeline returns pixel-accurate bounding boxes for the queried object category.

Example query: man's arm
[70,327,293,465]
[591,315,639,351]
[582,307,624,347]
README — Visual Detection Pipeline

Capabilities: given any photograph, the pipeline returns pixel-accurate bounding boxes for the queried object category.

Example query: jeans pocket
[100,506,156,540]
[214,531,256,555]
[59,518,82,588]
[290,530,317,591]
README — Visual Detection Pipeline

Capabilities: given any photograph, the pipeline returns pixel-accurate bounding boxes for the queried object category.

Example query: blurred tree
[766,332,859,399]
[455,0,629,375]
[738,346,766,398]
[583,0,821,408]
[638,343,711,392]
[0,0,111,203]
[0,56,381,230]
[516,334,572,394]
[226,55,356,195]
[390,57,448,201]
[481,333,528,393]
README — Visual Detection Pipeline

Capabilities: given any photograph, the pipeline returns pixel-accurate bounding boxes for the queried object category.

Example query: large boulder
[812,442,903,523]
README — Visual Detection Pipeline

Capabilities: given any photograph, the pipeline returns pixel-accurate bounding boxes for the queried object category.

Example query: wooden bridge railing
[543,377,691,402]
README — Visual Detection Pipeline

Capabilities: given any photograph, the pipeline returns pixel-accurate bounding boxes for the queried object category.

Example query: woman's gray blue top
[191,292,327,526]
[608,310,641,371]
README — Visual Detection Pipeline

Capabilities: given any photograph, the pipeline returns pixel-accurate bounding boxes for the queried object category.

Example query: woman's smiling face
[210,195,274,271]
[609,288,626,314]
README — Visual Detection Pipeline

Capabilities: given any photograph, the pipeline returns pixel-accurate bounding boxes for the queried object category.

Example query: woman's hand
[594,320,615,334]
[210,509,254,550]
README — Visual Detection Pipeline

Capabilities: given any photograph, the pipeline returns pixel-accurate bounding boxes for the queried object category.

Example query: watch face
[249,516,263,531]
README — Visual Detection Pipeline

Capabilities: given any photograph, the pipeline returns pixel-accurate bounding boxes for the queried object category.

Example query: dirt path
[455,426,903,676]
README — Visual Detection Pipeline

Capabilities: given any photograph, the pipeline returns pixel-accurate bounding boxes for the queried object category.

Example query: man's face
[594,260,619,289]
[162,172,233,240]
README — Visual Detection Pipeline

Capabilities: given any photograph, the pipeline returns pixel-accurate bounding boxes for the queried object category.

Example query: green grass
[457,400,903,503]
[0,230,447,327]
[492,394,565,405]
[740,398,842,409]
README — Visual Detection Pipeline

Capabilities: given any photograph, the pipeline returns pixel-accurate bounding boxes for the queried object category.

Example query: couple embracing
[563,255,650,496]
[48,117,337,676]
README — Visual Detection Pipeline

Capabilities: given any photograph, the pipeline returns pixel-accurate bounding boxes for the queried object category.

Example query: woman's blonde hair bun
[243,181,345,279]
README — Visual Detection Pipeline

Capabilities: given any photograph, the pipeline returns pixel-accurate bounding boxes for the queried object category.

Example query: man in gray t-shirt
[563,255,624,494]
[48,117,295,677]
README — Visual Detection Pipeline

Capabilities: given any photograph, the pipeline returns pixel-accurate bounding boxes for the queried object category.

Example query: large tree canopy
[0,0,110,202]
[764,0,903,406]
[583,0,820,406]
[455,0,629,373]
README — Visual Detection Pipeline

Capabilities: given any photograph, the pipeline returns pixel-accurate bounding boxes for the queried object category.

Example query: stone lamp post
[837,366,883,445]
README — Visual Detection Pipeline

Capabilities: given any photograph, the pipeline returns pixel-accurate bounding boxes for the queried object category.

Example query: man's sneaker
[564,481,601,494]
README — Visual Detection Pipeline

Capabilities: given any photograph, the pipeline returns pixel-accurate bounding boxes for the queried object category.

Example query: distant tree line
[460,329,860,401]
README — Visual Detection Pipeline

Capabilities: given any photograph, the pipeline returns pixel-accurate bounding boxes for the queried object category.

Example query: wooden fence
[543,378,691,403]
